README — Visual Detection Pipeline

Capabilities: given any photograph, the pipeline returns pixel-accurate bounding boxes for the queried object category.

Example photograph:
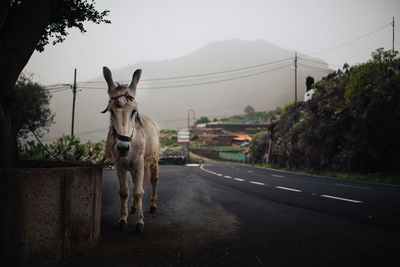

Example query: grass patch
[251,163,400,185]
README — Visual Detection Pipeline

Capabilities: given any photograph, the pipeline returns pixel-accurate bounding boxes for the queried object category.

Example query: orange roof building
[232,134,252,142]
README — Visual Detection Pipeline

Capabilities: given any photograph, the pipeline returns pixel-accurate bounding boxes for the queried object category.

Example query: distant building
[232,134,252,143]
[304,89,316,102]
[210,134,252,146]
[196,123,207,128]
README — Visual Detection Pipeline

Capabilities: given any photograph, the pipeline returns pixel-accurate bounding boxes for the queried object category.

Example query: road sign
[264,152,269,156]
[178,131,190,143]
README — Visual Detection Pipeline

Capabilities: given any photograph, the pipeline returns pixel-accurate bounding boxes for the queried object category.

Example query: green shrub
[19,134,110,165]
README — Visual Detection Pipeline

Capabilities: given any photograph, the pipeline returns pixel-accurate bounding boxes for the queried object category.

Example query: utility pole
[186,109,195,164]
[294,52,298,104]
[393,16,395,52]
[71,68,77,136]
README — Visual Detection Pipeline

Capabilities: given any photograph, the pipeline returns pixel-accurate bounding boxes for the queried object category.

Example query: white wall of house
[304,89,316,102]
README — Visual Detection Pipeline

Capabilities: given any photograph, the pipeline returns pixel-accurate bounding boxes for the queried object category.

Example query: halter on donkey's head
[101,66,143,142]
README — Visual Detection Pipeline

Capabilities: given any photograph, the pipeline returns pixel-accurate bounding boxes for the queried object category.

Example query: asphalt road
[61,162,400,267]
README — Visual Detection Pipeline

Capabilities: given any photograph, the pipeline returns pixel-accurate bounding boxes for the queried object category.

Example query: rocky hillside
[251,48,400,173]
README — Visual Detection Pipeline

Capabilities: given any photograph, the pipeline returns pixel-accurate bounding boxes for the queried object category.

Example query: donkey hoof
[149,206,157,213]
[135,223,144,234]
[131,206,136,214]
[118,219,127,232]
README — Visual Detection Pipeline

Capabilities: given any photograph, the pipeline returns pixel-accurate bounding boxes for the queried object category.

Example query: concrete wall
[0,164,102,264]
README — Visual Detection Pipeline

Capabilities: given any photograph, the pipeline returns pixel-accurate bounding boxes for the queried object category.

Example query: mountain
[46,39,331,142]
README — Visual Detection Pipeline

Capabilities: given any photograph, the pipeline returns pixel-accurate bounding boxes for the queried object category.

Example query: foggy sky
[24,0,400,85]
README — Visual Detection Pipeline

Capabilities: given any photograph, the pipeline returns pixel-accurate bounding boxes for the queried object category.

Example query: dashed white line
[250,181,265,186]
[334,183,371,190]
[320,194,363,203]
[200,166,365,205]
[247,170,254,173]
[275,186,302,192]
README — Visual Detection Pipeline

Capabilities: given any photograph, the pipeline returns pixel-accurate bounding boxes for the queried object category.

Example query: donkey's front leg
[130,160,145,233]
[116,164,129,231]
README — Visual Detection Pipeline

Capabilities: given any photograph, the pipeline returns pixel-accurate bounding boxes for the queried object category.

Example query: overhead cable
[78,63,292,90]
[305,22,392,55]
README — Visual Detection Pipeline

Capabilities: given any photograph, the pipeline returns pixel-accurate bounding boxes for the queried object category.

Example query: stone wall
[0,164,102,264]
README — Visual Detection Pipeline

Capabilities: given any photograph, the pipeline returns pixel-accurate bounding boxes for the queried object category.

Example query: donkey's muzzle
[117,143,130,157]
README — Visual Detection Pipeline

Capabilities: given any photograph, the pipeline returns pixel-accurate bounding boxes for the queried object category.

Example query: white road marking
[186,164,200,167]
[234,178,245,182]
[271,174,284,178]
[247,170,254,173]
[216,174,223,176]
[275,186,302,192]
[200,166,216,175]
[320,195,363,203]
[250,181,265,186]
[224,175,232,179]
[334,183,371,190]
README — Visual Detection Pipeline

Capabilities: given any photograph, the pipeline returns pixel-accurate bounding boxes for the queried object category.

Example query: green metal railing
[218,152,248,163]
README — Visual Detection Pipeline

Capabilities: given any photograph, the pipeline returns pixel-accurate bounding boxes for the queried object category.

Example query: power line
[305,22,392,55]
[77,57,294,84]
[48,88,70,93]
[78,63,292,91]
[298,63,332,72]
[44,83,71,89]
[298,57,342,68]
[77,62,291,89]
[78,60,293,89]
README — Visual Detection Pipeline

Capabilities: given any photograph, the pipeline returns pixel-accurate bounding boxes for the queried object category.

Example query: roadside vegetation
[250,48,400,184]
[19,135,110,165]
[12,74,55,141]
[219,106,282,122]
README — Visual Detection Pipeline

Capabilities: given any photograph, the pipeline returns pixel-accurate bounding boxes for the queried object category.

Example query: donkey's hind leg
[116,164,130,231]
[149,162,159,213]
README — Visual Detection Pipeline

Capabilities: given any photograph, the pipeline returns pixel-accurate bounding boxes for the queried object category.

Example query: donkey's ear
[103,66,117,93]
[128,69,142,93]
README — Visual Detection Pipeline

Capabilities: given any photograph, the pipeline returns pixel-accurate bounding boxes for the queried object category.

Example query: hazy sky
[24,0,400,85]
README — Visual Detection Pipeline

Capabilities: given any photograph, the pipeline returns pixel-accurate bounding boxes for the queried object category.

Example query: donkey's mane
[115,82,129,91]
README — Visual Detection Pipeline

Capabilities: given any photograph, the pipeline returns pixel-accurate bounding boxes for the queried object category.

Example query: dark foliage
[249,131,270,163]
[11,74,55,140]
[195,116,210,125]
[36,0,110,51]
[306,76,314,91]
[254,48,400,173]
[244,105,255,115]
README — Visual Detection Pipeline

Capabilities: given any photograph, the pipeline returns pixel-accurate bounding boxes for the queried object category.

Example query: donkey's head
[102,66,142,158]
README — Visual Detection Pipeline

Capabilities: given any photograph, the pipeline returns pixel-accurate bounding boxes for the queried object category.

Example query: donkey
[102,66,160,233]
